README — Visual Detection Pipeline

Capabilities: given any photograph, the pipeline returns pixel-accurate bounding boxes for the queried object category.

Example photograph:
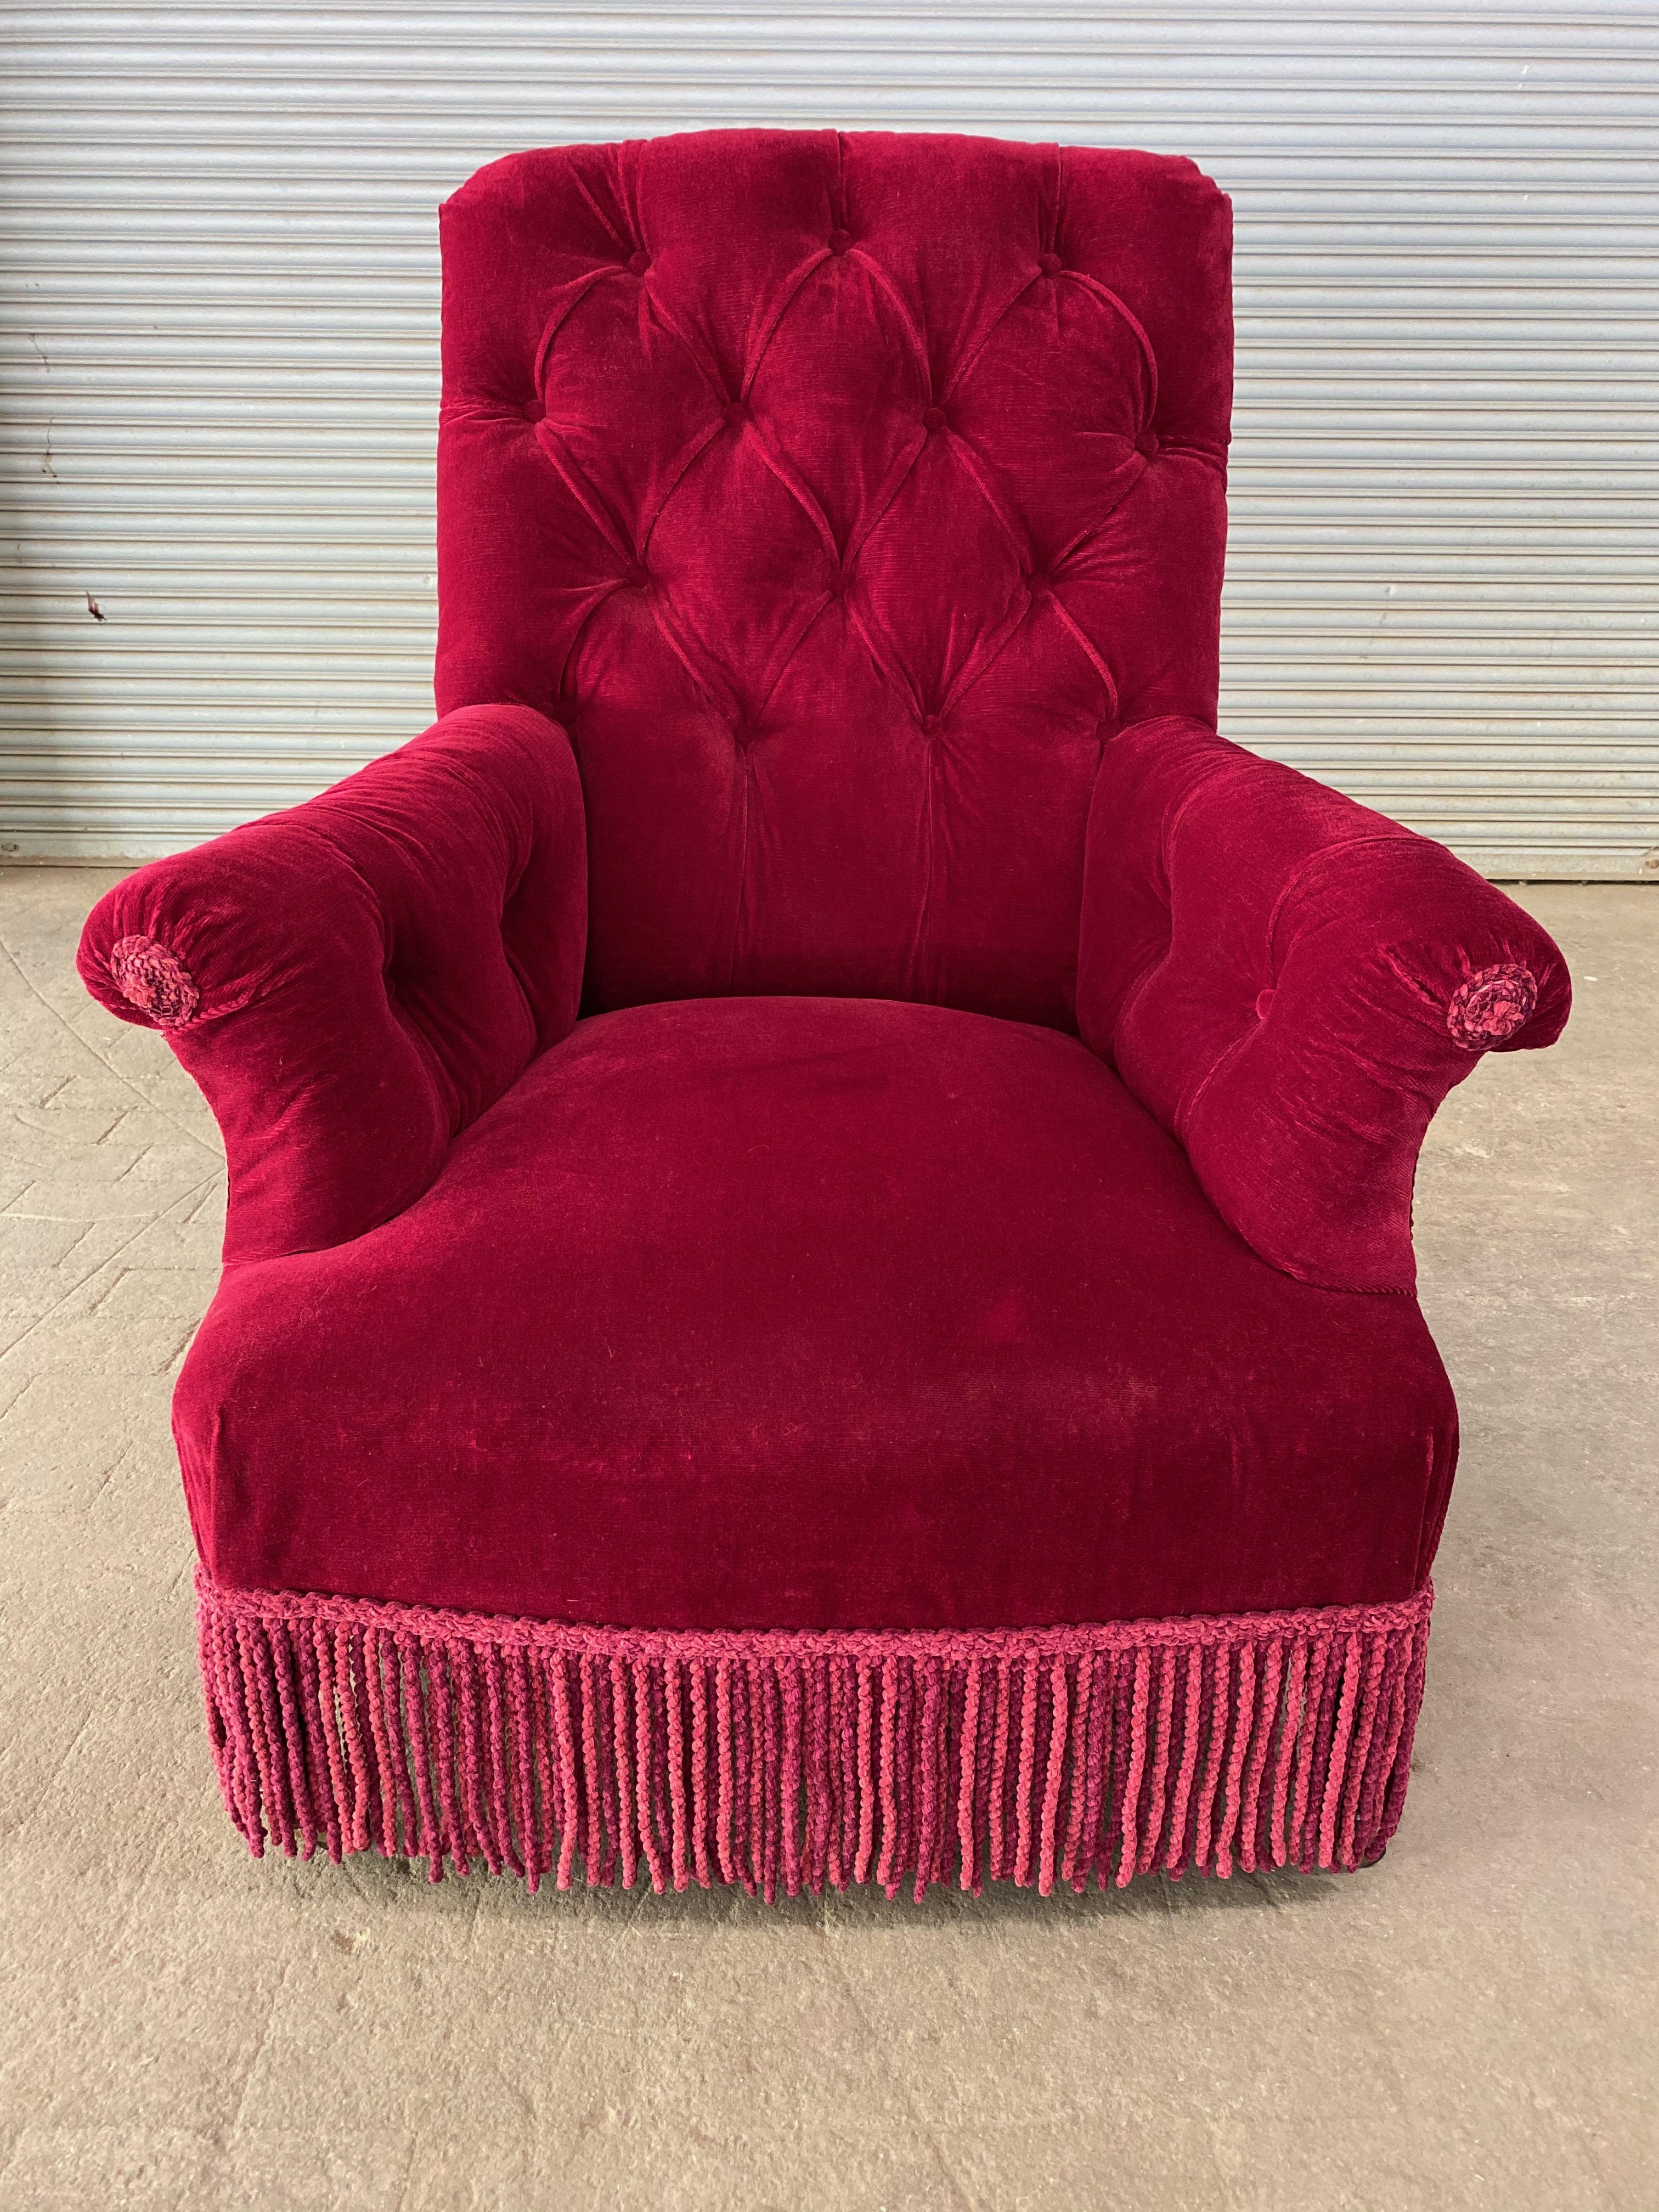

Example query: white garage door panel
[1,5,1655,876]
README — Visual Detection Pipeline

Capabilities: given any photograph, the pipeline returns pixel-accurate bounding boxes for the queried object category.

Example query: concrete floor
[0,869,1654,2212]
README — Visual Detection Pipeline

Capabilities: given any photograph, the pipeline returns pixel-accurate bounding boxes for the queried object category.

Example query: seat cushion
[179,996,1456,1630]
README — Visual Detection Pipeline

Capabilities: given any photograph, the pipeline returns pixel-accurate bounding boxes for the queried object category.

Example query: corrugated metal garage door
[2,4,1655,877]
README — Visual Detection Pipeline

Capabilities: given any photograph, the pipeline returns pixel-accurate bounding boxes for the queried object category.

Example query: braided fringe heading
[196,1570,1432,1900]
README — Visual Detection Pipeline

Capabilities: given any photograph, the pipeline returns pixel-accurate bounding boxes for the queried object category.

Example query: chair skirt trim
[196,1568,1432,1900]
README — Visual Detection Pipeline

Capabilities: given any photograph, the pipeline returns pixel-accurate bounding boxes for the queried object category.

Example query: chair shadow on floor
[277,1843,1358,1932]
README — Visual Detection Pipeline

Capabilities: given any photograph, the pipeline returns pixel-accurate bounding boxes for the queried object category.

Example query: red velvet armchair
[80,131,1569,1900]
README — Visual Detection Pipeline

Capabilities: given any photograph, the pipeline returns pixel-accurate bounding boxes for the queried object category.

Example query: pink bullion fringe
[195,1569,1432,1901]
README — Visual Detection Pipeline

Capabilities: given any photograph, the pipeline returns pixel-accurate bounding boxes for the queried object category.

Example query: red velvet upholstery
[78,131,1567,1660]
[436,131,1230,1026]
[81,706,586,1263]
[170,992,1457,1630]
[1080,716,1570,1292]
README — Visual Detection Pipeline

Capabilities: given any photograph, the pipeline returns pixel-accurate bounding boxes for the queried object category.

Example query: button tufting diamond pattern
[438,129,1232,1026]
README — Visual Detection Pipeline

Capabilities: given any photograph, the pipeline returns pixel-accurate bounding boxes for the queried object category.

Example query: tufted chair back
[437,130,1233,1030]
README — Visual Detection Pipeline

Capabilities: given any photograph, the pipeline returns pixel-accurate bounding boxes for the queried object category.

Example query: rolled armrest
[78,704,586,1263]
[1077,715,1570,1293]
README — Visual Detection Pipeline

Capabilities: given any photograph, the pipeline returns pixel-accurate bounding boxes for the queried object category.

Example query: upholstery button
[1028,572,1053,600]
[1137,430,1160,458]
[1038,251,1062,276]
[920,713,940,735]
[825,570,848,597]
[628,249,651,275]
[725,400,748,428]
[827,229,852,256]
[1256,989,1276,1020]
[921,406,946,433]
[521,398,544,422]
